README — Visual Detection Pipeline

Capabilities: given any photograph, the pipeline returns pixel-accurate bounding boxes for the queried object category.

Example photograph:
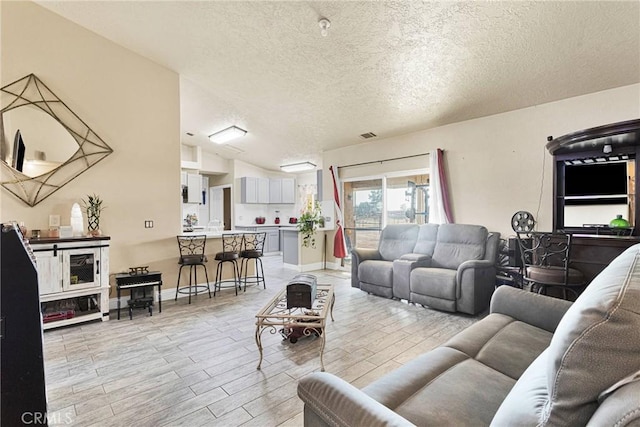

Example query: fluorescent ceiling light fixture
[208,126,247,144]
[280,162,316,173]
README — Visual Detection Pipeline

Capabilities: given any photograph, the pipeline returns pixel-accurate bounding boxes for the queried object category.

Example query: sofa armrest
[398,253,432,263]
[490,285,573,333]
[351,248,382,288]
[393,255,432,300]
[298,372,416,427]
[455,259,498,314]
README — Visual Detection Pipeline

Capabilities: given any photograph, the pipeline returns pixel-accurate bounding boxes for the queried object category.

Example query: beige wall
[323,84,640,260]
[1,2,182,286]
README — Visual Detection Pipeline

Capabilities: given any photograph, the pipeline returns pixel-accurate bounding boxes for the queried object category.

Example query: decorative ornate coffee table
[255,284,335,371]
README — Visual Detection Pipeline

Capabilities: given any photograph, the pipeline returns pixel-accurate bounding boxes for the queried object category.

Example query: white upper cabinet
[269,179,283,204]
[281,178,295,204]
[186,173,201,204]
[241,177,259,203]
[258,178,270,204]
[242,177,295,204]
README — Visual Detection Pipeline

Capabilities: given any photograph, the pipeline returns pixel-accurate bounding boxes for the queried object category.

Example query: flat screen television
[11,129,25,173]
[564,162,627,198]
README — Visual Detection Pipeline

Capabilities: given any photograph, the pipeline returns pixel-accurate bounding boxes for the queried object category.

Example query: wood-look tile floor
[43,256,481,426]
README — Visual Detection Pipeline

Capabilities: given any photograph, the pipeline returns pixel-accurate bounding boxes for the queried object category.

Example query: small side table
[115,271,163,320]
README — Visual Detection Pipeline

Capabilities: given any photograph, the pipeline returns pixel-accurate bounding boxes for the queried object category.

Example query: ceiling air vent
[360,132,377,139]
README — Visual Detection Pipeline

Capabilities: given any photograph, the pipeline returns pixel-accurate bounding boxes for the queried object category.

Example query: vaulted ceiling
[37,1,640,171]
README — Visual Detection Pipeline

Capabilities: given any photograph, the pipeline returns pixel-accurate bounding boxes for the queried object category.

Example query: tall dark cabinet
[1,223,48,426]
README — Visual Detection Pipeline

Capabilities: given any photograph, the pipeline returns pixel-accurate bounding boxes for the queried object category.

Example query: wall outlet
[144,220,154,228]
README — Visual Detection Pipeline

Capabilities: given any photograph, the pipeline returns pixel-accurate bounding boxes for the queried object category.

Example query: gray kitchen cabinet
[241,177,270,204]
[264,227,280,253]
[269,178,295,204]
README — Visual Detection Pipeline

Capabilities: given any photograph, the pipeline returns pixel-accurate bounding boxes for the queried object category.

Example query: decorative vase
[609,215,630,228]
[88,215,100,236]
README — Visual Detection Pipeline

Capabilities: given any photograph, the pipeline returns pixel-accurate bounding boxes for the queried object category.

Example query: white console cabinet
[31,237,110,330]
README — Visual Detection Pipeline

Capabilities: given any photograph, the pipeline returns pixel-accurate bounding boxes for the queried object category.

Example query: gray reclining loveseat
[299,243,640,426]
[351,223,500,314]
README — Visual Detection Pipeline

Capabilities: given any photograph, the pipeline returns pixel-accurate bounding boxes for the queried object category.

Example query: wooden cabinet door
[34,250,63,295]
[63,248,101,291]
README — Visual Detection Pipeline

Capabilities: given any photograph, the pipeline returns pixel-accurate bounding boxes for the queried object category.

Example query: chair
[214,233,243,295]
[240,232,266,291]
[515,231,586,300]
[175,235,211,304]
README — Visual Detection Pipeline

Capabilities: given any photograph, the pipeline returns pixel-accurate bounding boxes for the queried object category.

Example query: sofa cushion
[445,313,554,380]
[359,260,394,288]
[378,224,420,261]
[431,224,488,269]
[493,244,640,426]
[410,268,456,300]
[394,358,515,426]
[412,224,439,255]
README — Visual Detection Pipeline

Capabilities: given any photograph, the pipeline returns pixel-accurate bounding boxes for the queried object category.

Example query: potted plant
[298,200,322,248]
[82,194,105,236]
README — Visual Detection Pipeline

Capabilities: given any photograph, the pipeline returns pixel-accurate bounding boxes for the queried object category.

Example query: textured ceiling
[36,1,640,172]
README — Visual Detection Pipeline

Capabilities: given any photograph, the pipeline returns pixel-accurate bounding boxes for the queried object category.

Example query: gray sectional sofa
[351,223,500,314]
[298,243,640,426]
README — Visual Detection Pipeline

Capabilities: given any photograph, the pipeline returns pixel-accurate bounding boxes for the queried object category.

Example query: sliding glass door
[343,173,429,254]
[343,179,383,251]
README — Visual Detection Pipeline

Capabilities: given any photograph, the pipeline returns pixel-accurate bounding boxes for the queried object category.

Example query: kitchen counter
[235,224,299,228]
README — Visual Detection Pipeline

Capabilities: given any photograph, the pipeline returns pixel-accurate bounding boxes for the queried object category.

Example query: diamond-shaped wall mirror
[1,74,113,206]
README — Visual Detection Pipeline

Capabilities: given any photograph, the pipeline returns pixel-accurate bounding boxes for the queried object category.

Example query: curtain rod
[337,152,431,169]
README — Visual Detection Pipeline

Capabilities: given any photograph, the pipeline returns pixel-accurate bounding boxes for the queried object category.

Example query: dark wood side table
[115,271,162,320]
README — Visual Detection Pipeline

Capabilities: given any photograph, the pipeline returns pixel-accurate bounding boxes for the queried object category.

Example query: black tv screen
[565,162,627,197]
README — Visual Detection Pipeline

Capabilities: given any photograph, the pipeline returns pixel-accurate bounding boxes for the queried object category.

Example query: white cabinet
[35,250,63,295]
[281,178,295,204]
[32,238,110,329]
[241,177,270,204]
[257,178,270,204]
[268,178,295,204]
[241,177,258,203]
[186,173,202,204]
[269,179,283,203]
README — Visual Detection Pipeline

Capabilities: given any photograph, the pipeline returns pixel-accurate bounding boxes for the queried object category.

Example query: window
[343,172,428,253]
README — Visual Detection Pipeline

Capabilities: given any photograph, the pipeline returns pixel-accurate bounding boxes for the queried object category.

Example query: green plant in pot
[82,194,105,236]
[298,200,322,248]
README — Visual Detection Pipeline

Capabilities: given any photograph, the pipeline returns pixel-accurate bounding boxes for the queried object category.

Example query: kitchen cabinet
[282,178,295,203]
[264,227,280,253]
[241,177,270,204]
[258,178,270,204]
[31,237,110,329]
[268,178,296,204]
[186,173,201,204]
[269,179,282,203]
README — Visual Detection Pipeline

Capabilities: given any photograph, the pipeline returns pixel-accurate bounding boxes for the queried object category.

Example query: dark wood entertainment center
[547,119,640,283]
